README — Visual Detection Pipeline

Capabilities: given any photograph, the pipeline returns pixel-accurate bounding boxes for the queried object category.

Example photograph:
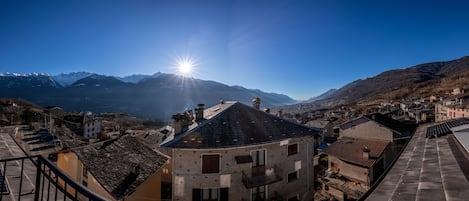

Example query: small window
[288,195,299,201]
[202,155,220,173]
[288,144,298,156]
[288,171,298,183]
[251,186,266,201]
[82,167,88,186]
[193,188,228,201]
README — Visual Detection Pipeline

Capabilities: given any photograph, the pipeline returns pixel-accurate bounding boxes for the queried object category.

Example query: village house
[83,118,102,139]
[160,99,320,201]
[338,113,412,156]
[305,119,334,144]
[57,135,172,201]
[320,138,391,200]
[45,106,66,118]
[435,95,469,122]
[446,105,469,119]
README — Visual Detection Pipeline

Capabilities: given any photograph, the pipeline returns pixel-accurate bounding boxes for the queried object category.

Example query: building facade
[57,135,171,201]
[161,100,319,201]
[83,120,101,139]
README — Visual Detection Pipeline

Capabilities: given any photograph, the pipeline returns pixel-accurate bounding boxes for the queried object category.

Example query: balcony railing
[0,155,106,201]
[242,166,283,188]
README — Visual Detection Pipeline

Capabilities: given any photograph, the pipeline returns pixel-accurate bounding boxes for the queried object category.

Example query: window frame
[287,171,299,183]
[193,188,228,201]
[287,143,298,156]
[201,154,221,174]
[250,149,267,168]
[251,185,267,201]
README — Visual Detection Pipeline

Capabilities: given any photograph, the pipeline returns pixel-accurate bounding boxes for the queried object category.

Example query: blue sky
[1,0,469,100]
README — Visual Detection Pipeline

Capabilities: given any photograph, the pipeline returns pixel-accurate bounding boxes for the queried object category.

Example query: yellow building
[57,135,171,201]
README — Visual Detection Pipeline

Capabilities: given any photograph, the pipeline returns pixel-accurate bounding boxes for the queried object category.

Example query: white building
[83,120,102,139]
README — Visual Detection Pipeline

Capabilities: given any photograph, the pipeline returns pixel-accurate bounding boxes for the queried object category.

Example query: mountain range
[1,56,468,119]
[0,72,296,120]
[280,56,469,113]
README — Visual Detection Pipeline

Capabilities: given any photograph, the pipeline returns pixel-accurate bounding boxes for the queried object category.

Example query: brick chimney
[252,97,261,110]
[195,103,205,121]
[172,112,191,135]
[172,113,184,135]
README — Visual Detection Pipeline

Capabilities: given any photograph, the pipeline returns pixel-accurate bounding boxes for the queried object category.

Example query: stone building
[338,113,412,156]
[57,135,172,201]
[321,138,391,200]
[161,100,319,201]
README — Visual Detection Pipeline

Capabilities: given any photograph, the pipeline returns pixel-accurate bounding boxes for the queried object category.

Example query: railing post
[34,157,42,201]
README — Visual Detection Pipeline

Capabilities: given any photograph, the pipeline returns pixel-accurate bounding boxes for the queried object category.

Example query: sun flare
[178,60,193,75]
[174,55,198,76]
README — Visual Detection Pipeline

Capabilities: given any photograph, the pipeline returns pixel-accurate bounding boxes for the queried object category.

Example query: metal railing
[241,166,283,188]
[0,155,107,201]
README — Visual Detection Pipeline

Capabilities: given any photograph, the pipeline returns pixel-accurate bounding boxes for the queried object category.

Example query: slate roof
[161,101,320,148]
[323,138,390,168]
[73,135,168,200]
[306,119,331,129]
[426,118,469,138]
[339,113,409,135]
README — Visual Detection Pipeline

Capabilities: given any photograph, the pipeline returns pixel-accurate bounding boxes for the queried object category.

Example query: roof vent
[132,165,140,176]
[362,146,370,160]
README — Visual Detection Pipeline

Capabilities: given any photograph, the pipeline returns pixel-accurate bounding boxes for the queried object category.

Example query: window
[251,185,266,201]
[202,155,220,173]
[287,171,298,183]
[288,195,299,201]
[193,188,228,201]
[82,167,88,187]
[288,144,298,156]
[251,149,266,167]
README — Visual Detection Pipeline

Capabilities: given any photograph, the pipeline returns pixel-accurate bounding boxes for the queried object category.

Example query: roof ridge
[161,102,238,147]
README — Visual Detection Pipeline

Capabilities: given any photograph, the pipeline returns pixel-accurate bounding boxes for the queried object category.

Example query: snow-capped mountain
[0,71,297,119]
[0,72,60,88]
[117,72,162,83]
[0,72,50,77]
[52,72,95,86]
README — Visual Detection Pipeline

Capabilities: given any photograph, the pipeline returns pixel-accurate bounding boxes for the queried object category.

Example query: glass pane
[211,189,218,199]
[251,151,257,165]
[203,189,210,199]
[259,150,265,165]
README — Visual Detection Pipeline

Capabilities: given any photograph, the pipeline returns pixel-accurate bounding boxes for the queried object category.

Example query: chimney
[362,146,370,160]
[172,113,184,135]
[277,109,283,118]
[252,97,261,110]
[195,103,205,121]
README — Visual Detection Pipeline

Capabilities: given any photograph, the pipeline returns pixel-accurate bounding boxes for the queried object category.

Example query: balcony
[242,166,283,188]
[0,155,106,201]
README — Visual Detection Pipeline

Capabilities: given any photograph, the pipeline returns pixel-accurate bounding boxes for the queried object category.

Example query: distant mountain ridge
[303,89,337,103]
[292,56,469,112]
[0,72,297,120]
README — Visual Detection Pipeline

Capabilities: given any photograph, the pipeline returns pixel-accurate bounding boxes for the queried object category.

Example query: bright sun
[174,55,198,76]
[178,60,193,74]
